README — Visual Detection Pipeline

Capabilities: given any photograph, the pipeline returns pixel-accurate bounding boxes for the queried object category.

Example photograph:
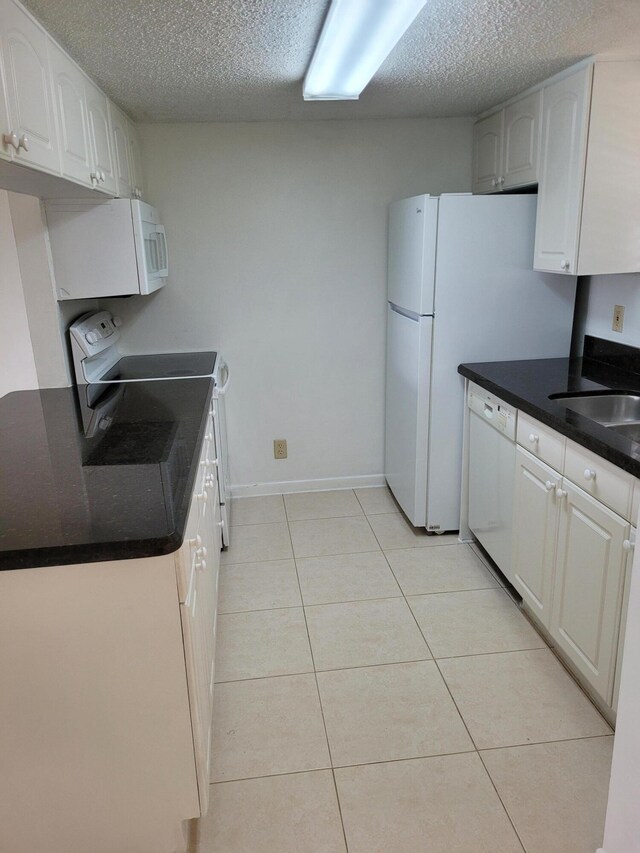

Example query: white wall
[106,118,473,492]
[8,192,76,388]
[0,190,38,397]
[576,273,640,352]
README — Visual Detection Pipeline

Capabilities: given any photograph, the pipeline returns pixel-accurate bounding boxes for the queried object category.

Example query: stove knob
[85,331,100,344]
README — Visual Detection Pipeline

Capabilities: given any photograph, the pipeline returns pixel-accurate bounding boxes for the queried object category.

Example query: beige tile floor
[197,487,614,853]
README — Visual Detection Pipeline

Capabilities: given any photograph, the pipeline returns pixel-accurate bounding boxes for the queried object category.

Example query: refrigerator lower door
[384,305,432,526]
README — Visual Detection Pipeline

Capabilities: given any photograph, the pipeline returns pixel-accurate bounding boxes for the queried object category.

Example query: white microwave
[45,198,169,299]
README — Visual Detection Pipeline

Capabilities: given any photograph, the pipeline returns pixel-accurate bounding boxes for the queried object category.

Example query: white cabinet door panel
[48,39,91,185]
[86,80,116,194]
[512,447,560,625]
[472,110,502,194]
[502,90,540,188]
[129,120,143,197]
[534,66,592,274]
[109,101,132,197]
[0,0,58,171]
[552,481,628,704]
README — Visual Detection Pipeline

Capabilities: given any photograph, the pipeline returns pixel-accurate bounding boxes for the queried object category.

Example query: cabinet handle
[544,480,555,492]
[18,134,29,151]
[499,176,505,186]
[218,520,225,528]
[623,539,635,552]
[561,259,570,271]
[90,171,100,185]
[195,545,207,559]
[528,433,539,444]
[2,131,19,151]
[556,487,568,499]
[583,468,596,481]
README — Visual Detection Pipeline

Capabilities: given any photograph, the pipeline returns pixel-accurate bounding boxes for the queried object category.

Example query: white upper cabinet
[533,66,592,275]
[502,90,541,189]
[128,121,143,199]
[0,0,59,172]
[0,0,144,199]
[534,60,640,276]
[48,38,92,186]
[109,101,133,197]
[85,79,117,195]
[472,111,502,194]
[472,91,541,193]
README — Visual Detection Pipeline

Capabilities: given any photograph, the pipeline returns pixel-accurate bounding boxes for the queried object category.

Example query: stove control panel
[69,310,123,385]
[70,311,121,358]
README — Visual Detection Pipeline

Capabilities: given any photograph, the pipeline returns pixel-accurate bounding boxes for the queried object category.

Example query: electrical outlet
[273,439,288,459]
[613,305,625,333]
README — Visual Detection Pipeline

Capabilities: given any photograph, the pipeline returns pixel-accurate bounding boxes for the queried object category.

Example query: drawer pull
[545,480,555,492]
[623,539,635,552]
[529,433,539,444]
[584,468,596,481]
[556,487,568,499]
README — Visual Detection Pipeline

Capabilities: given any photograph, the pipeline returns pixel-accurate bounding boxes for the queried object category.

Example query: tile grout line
[387,549,530,851]
[477,749,528,853]
[284,491,351,853]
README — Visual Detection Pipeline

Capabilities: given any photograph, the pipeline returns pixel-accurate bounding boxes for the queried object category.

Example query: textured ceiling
[22,0,640,122]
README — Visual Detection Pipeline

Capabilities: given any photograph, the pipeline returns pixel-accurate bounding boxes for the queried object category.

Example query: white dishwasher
[467,383,517,584]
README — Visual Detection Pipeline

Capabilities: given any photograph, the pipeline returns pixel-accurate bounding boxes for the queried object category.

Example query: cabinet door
[552,481,628,704]
[48,39,92,185]
[472,110,503,194]
[128,120,143,198]
[533,66,592,274]
[180,483,220,813]
[502,90,541,189]
[0,31,10,162]
[109,101,132,197]
[0,0,59,171]
[85,80,117,194]
[512,447,560,626]
[612,526,634,713]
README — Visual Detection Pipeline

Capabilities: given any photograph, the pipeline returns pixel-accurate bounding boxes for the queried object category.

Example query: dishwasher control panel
[467,382,517,441]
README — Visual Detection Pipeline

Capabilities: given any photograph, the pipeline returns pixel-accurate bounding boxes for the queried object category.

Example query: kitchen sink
[550,392,640,438]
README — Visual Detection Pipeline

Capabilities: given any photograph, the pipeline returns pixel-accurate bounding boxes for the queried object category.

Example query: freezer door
[387,195,437,315]
[384,305,432,526]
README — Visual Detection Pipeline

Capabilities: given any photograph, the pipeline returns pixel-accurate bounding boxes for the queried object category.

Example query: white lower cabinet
[551,481,628,704]
[511,436,633,708]
[0,410,221,853]
[512,448,560,623]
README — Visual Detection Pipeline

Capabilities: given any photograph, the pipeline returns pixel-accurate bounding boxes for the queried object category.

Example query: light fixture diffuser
[303,0,427,101]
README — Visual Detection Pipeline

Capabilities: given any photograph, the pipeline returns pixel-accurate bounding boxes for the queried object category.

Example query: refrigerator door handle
[388,302,432,322]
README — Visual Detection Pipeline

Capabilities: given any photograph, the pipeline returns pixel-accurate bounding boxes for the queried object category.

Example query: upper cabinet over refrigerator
[387,195,438,316]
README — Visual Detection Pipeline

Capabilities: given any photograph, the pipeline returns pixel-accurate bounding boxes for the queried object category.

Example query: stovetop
[100,352,217,382]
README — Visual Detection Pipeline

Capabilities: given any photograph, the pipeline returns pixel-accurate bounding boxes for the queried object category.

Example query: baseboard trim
[230,474,386,498]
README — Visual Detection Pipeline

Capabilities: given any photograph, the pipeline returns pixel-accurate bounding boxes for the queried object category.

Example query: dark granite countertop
[0,378,213,570]
[458,337,640,478]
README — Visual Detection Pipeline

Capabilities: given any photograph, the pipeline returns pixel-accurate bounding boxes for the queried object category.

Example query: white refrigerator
[384,193,576,532]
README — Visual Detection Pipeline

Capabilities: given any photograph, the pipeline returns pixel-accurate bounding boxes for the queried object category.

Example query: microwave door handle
[156,225,168,273]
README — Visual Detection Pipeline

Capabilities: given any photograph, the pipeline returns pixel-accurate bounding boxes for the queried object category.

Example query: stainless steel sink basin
[551,392,640,434]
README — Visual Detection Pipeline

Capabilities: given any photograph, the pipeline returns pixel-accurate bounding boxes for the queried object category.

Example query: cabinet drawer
[565,440,633,519]
[517,412,566,470]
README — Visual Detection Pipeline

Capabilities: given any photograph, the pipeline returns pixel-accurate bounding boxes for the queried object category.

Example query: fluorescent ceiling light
[303,0,427,101]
